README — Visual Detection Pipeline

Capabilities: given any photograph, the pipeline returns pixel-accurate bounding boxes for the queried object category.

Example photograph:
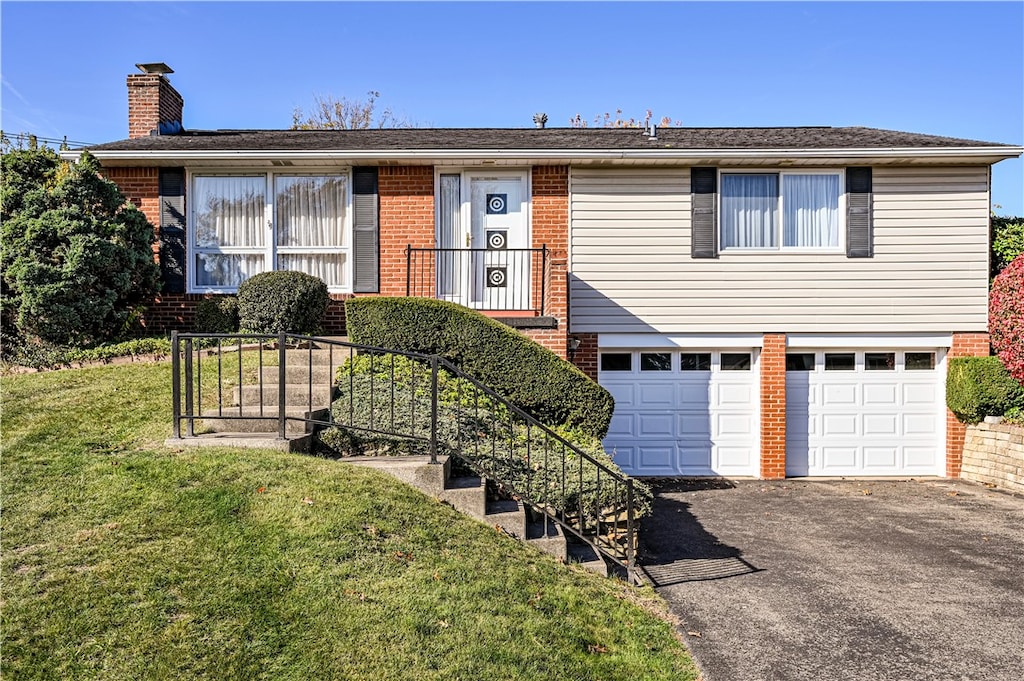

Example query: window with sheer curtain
[720,172,842,250]
[191,173,350,292]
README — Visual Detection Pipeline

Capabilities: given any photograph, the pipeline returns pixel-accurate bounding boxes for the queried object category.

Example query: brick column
[530,166,570,358]
[946,332,991,477]
[378,167,435,297]
[760,333,787,479]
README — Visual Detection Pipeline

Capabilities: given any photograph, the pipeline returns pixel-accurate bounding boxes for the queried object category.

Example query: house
[68,64,1023,481]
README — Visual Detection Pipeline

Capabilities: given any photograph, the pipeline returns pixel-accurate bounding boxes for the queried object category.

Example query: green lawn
[1,362,697,680]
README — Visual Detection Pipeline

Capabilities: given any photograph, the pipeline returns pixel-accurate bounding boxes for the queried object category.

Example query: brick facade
[378,166,435,296]
[531,166,569,358]
[946,332,992,477]
[760,333,787,479]
[568,332,599,380]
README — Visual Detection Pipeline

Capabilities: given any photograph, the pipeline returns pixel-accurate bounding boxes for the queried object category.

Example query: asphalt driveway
[639,478,1024,681]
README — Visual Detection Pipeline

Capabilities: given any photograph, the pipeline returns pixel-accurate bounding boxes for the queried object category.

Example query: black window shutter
[846,167,873,258]
[352,167,380,293]
[158,168,186,293]
[691,167,718,258]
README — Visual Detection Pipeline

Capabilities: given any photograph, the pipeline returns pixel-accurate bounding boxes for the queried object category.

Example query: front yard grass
[1,362,697,680]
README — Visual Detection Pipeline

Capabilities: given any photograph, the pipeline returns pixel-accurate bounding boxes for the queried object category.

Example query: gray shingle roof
[85,126,1014,153]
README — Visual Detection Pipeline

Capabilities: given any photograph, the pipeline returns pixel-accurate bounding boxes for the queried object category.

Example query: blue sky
[2,1,1022,214]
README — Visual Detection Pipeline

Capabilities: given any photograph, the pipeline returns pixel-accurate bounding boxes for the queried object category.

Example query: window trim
[718,168,847,254]
[186,168,354,294]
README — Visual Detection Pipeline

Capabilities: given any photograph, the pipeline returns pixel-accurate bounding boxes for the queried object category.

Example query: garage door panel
[904,414,937,435]
[822,447,858,468]
[864,414,898,436]
[608,444,635,470]
[679,414,711,437]
[607,383,636,406]
[905,447,936,467]
[607,413,635,438]
[638,444,675,471]
[717,383,754,406]
[638,413,674,438]
[903,383,936,405]
[822,383,858,406]
[679,446,713,471]
[718,447,753,470]
[679,382,711,403]
[864,447,898,467]
[863,383,898,406]
[823,413,858,436]
[639,383,675,406]
[717,413,754,437]
[787,348,943,477]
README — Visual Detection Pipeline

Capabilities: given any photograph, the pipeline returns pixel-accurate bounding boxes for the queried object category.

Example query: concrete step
[166,432,312,452]
[567,540,610,577]
[261,365,336,383]
[234,384,334,407]
[283,348,348,367]
[438,476,486,518]
[485,499,527,539]
[525,516,568,562]
[199,406,327,435]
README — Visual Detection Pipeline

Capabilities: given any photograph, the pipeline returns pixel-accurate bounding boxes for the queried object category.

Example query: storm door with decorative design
[436,171,530,310]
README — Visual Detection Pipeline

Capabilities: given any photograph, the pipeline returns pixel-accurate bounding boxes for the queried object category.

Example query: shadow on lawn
[638,479,762,587]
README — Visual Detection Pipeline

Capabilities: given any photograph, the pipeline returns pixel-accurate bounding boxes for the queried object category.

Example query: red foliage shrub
[990,254,1024,383]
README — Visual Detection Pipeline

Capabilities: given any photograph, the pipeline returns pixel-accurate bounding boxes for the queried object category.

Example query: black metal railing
[405,245,548,315]
[171,331,638,582]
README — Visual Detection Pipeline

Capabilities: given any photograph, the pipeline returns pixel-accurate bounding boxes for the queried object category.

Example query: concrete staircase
[167,344,345,450]
[344,455,610,577]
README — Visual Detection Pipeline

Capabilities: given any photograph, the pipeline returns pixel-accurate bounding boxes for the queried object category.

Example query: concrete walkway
[639,478,1024,681]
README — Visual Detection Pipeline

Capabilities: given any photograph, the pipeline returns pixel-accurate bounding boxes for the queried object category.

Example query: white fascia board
[786,333,955,349]
[598,333,764,349]
[61,145,1024,164]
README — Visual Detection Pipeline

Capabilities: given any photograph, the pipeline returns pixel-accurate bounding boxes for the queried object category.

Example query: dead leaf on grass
[587,644,608,654]
[301,497,314,505]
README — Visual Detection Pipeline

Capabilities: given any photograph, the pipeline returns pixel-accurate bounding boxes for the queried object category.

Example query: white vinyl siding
[569,166,990,334]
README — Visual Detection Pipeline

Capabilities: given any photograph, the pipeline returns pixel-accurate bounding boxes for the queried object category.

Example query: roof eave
[61,146,1024,164]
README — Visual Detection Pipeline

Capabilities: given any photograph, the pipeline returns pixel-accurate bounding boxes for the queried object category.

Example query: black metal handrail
[405,245,548,316]
[171,331,638,582]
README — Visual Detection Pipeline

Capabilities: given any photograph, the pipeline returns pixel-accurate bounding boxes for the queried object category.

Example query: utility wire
[0,130,95,148]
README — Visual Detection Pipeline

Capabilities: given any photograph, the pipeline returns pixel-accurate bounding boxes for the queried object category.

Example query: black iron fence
[171,331,638,581]
[405,246,548,315]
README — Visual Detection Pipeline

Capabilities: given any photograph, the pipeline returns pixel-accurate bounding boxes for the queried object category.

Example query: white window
[190,172,351,293]
[721,171,843,250]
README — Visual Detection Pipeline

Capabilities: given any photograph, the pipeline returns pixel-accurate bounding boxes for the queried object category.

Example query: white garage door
[600,349,759,477]
[785,349,945,477]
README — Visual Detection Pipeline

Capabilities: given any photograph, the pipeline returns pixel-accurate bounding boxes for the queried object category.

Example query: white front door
[436,172,531,310]
[599,349,760,477]
[785,349,945,476]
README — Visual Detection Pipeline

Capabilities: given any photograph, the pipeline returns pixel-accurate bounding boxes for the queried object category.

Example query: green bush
[946,356,1024,424]
[991,216,1024,277]
[1,336,173,371]
[344,297,614,438]
[319,353,652,518]
[237,271,329,334]
[194,296,239,333]
[1,149,160,346]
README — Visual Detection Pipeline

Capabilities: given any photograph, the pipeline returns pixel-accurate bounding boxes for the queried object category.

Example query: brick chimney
[127,63,183,139]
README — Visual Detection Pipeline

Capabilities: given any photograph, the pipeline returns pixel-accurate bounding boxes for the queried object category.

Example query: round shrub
[237,271,329,334]
[946,356,1024,424]
[194,296,239,333]
[990,254,1024,383]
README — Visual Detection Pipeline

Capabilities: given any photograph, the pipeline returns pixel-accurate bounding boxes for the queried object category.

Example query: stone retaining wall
[961,421,1024,494]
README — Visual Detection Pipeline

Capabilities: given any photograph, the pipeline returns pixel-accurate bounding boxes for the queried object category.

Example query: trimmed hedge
[946,356,1024,424]
[194,296,239,334]
[344,297,614,438]
[320,353,652,518]
[237,271,329,335]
